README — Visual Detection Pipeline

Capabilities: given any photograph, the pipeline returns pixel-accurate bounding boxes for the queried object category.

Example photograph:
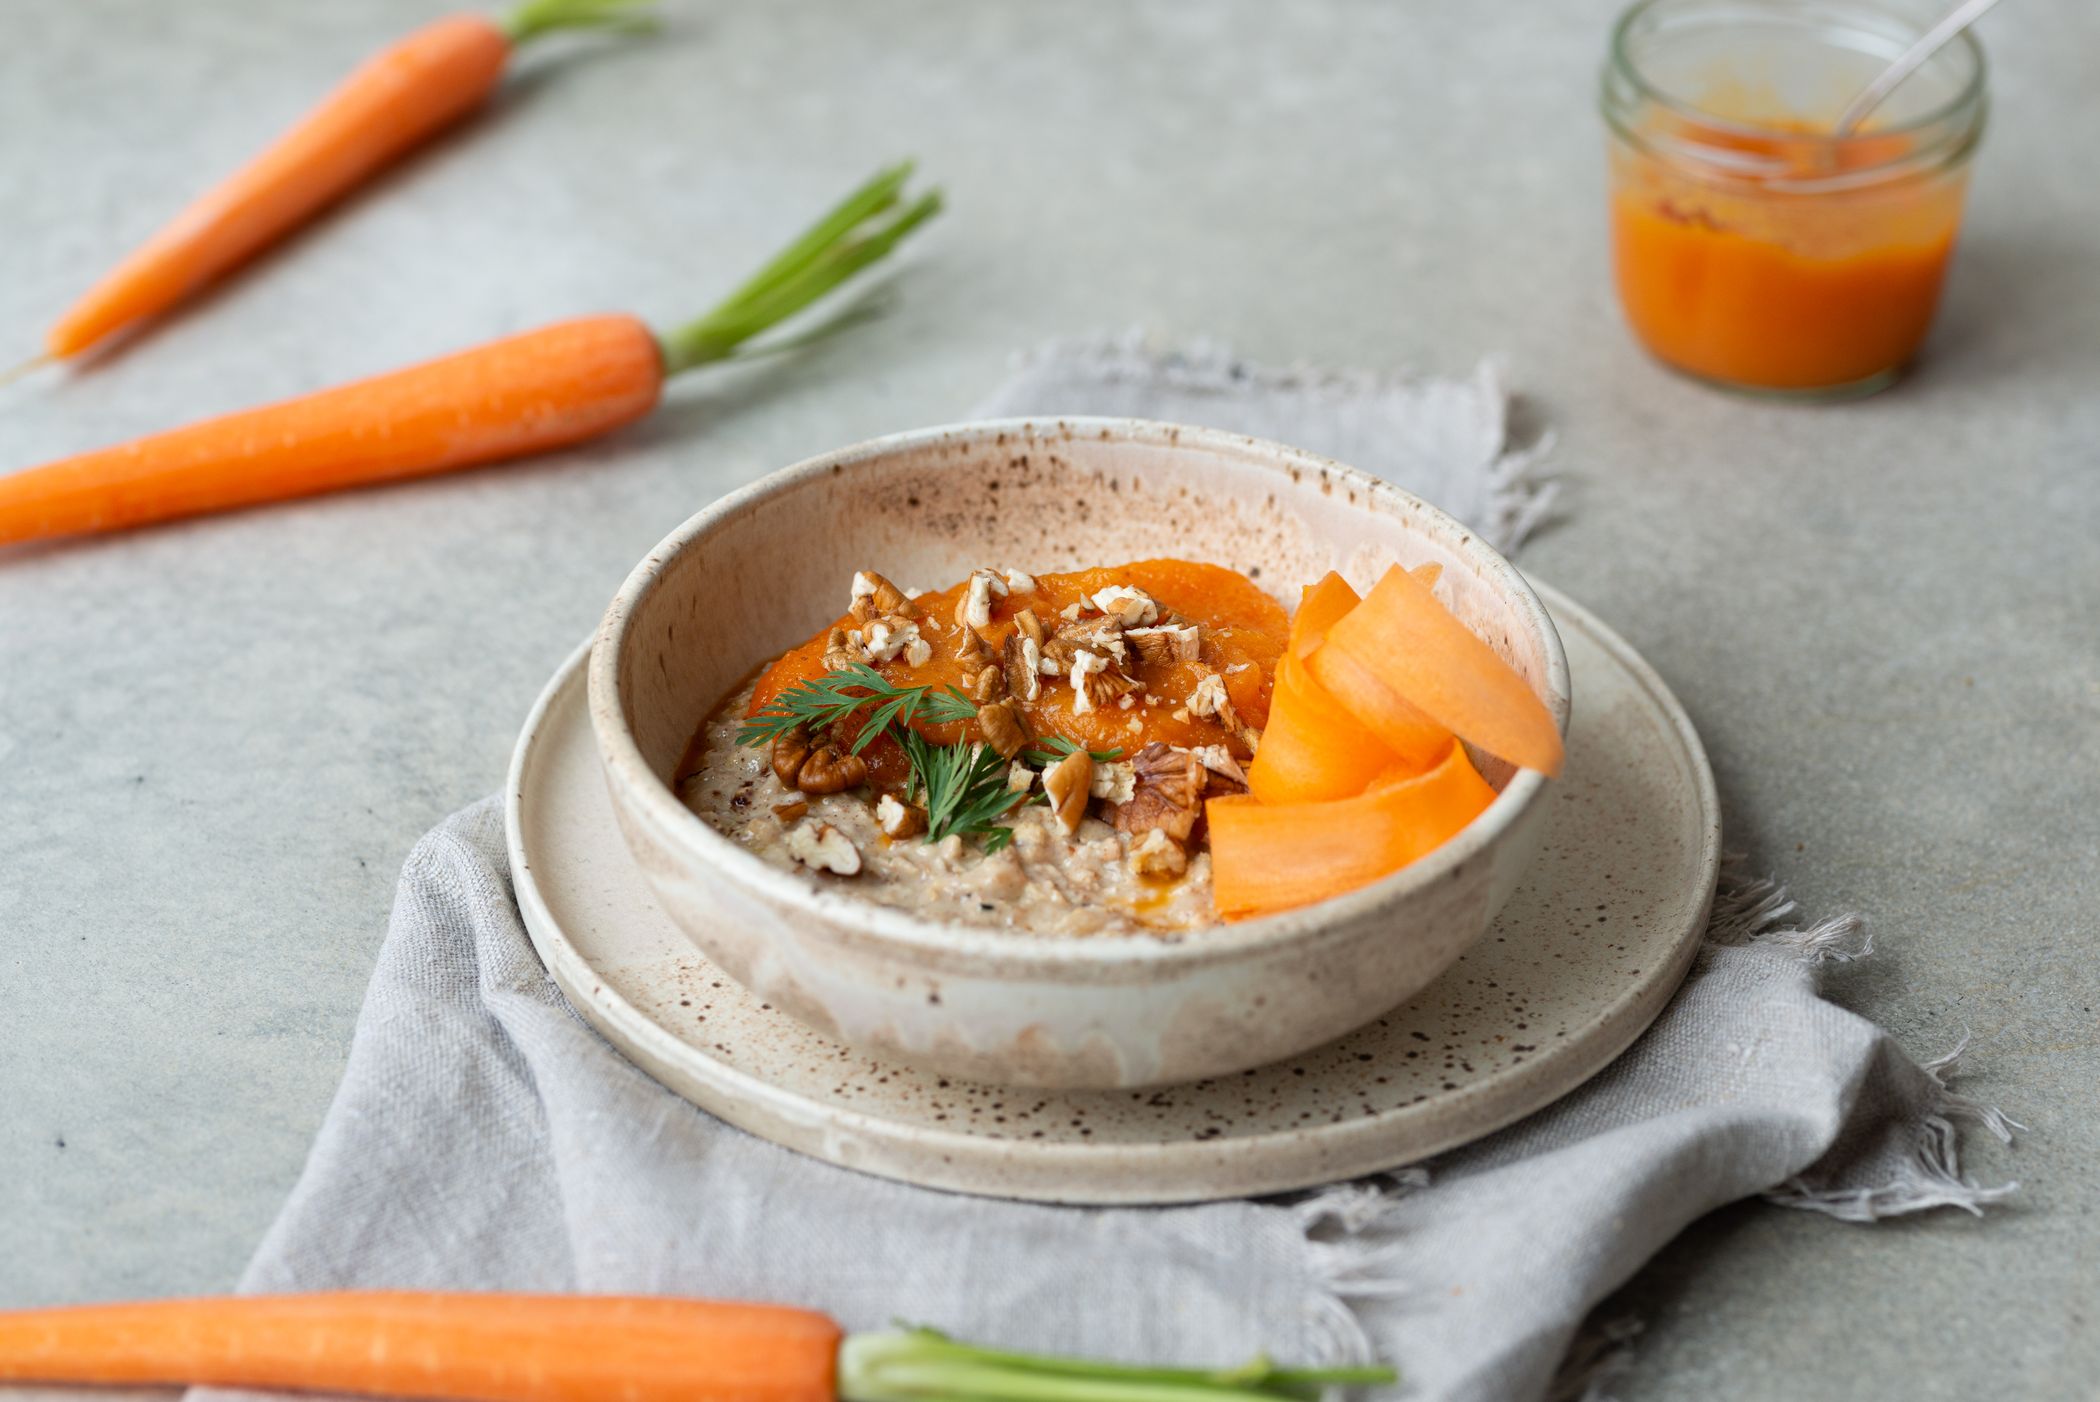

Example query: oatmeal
[676,560,1287,935]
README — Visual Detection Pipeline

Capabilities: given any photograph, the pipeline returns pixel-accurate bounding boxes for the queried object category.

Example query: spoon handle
[1834,0,2003,136]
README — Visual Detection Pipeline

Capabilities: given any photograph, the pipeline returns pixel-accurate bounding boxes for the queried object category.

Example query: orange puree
[749,560,1287,790]
[1609,121,1967,392]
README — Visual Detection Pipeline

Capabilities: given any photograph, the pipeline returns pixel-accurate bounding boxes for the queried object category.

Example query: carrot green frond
[502,0,659,45]
[657,164,943,377]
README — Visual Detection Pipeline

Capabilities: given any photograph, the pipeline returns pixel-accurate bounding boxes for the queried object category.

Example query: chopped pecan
[771,725,813,787]
[1192,744,1250,794]
[1131,742,1207,808]
[772,799,809,823]
[1042,614,1127,673]
[1081,667,1143,711]
[861,616,921,664]
[1042,750,1094,835]
[795,745,868,795]
[1091,584,1160,626]
[821,626,864,673]
[970,664,1007,704]
[785,821,861,875]
[875,793,927,839]
[956,570,1004,631]
[1126,622,1202,666]
[1113,784,1199,843]
[1013,607,1046,648]
[977,697,1032,759]
[1003,632,1043,701]
[1090,760,1136,804]
[852,570,917,619]
[1185,670,1233,721]
[1128,827,1188,878]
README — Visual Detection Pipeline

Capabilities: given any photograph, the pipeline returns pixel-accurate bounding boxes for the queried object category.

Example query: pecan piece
[785,821,861,875]
[1042,614,1127,673]
[770,725,813,787]
[1126,622,1201,667]
[1129,827,1188,878]
[1042,750,1094,835]
[977,696,1032,759]
[875,793,927,839]
[1003,631,1043,701]
[1113,742,1206,843]
[1080,666,1143,711]
[1013,607,1046,649]
[795,745,868,795]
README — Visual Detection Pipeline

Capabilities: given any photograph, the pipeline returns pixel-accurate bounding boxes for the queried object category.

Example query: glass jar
[1601,0,1987,398]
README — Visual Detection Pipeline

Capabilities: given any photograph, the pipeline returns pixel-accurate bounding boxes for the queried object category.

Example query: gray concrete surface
[3,1,2095,1397]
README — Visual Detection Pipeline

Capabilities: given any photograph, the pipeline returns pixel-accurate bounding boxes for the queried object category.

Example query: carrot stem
[501,0,659,45]
[657,164,944,376]
[838,1329,1396,1402]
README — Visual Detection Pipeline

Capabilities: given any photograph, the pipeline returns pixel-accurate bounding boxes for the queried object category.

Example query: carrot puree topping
[749,560,1286,791]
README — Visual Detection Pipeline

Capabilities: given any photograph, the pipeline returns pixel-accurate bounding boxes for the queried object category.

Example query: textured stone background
[2,3,2095,1398]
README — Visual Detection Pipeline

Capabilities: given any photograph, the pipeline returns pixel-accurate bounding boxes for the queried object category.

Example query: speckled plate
[506,584,1719,1204]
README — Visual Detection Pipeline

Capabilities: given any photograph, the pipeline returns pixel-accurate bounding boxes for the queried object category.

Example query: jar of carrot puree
[1601,0,1986,398]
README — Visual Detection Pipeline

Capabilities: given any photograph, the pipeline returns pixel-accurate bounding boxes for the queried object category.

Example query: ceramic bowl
[588,419,1570,1090]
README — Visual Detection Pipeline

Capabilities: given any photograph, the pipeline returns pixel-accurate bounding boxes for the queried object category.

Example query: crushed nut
[1126,623,1202,666]
[1186,671,1232,720]
[1005,567,1037,594]
[1007,762,1036,793]
[1129,827,1189,878]
[1113,741,1206,844]
[1042,750,1094,835]
[1090,760,1137,805]
[957,570,1004,631]
[862,616,922,664]
[1067,648,1109,713]
[785,821,861,875]
[1091,584,1160,626]
[875,793,927,839]
[971,665,1007,703]
[1082,666,1144,711]
[977,696,1032,759]
[1060,601,1085,621]
[771,726,813,787]
[795,745,868,795]
[1013,608,1046,648]
[851,570,917,619]
[903,636,933,667]
[1193,744,1250,793]
[772,800,809,823]
[821,626,866,672]
[1042,614,1128,677]
[1003,632,1043,701]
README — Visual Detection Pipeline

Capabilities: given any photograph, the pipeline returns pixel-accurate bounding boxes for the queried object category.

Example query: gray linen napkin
[204,340,2013,1402]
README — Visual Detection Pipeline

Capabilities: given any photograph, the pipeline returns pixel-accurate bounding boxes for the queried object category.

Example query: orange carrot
[1245,650,1404,803]
[2,164,941,547]
[1210,742,1498,921]
[1311,564,1564,777]
[0,1292,1394,1402]
[47,1,656,360]
[0,1293,838,1402]
[2,316,660,542]
[1287,571,1362,657]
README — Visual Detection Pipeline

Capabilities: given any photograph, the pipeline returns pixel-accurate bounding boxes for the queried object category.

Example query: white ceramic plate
[506,584,1719,1204]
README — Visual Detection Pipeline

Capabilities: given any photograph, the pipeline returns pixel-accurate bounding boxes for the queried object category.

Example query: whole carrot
[0,1291,1395,1402]
[0,163,941,547]
[44,0,656,362]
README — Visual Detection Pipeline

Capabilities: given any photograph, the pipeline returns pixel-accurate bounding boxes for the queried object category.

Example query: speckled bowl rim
[588,417,1570,972]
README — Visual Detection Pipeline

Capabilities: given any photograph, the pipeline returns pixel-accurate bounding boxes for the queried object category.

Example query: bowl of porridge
[588,419,1569,1089]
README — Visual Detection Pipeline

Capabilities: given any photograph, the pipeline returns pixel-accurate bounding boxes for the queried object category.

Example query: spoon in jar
[1833,0,2005,136]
